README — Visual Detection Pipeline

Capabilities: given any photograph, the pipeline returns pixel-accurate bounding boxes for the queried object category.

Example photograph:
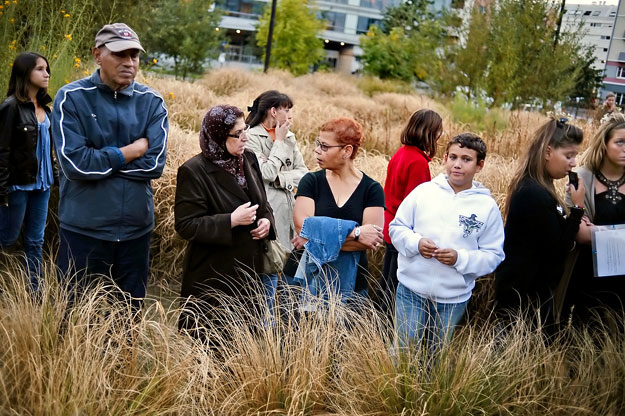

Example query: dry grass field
[1,69,623,415]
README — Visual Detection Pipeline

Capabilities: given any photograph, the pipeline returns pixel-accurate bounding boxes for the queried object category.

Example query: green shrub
[356,75,413,97]
[448,95,508,132]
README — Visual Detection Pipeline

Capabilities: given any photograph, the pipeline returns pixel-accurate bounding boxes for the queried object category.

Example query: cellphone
[568,171,579,190]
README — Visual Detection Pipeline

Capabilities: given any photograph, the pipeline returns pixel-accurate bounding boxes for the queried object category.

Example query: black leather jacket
[0,94,58,205]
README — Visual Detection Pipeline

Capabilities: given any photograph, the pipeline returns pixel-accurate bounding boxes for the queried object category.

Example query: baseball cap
[95,23,145,53]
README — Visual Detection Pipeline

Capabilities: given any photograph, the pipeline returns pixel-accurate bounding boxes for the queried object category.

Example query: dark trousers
[57,228,151,309]
[376,242,399,321]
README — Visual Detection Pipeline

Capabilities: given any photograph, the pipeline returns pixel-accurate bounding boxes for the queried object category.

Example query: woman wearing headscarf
[175,105,277,337]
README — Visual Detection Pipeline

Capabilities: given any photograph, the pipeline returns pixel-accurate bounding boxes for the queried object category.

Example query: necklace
[595,170,625,204]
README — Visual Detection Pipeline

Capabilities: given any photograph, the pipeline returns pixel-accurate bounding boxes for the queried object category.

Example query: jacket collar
[202,151,264,204]
[9,92,52,107]
[90,70,135,97]
[248,123,295,142]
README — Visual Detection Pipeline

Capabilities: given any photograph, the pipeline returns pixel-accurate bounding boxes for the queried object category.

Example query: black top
[495,177,583,309]
[594,191,625,225]
[293,170,385,292]
[564,190,625,319]
[296,170,385,222]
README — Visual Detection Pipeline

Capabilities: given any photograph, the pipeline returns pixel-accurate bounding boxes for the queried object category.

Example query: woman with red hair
[291,118,384,299]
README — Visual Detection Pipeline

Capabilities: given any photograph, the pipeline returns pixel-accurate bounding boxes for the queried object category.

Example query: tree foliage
[361,0,449,82]
[256,0,325,76]
[142,0,223,79]
[363,0,600,109]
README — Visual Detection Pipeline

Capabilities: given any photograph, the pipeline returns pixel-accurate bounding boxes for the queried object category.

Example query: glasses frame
[227,124,250,139]
[315,139,347,152]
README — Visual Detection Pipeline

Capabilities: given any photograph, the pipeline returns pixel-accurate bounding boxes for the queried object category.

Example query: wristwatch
[353,226,361,241]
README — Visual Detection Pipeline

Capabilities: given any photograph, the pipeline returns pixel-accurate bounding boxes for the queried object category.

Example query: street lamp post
[264,0,278,73]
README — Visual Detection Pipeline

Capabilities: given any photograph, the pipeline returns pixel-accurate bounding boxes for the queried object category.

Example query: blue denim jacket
[294,216,360,300]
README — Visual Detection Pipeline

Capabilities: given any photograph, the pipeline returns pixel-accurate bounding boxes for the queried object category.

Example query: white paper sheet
[592,225,625,277]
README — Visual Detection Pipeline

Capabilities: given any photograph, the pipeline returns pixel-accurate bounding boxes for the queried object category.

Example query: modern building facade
[218,0,460,73]
[561,1,617,71]
[602,0,625,103]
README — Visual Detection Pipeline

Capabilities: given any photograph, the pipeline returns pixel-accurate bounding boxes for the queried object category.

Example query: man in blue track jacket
[51,23,168,308]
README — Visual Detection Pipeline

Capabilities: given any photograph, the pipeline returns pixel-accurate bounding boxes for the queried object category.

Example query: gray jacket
[245,124,308,251]
[566,166,596,221]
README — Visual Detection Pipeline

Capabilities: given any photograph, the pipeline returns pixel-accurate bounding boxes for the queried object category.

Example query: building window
[592,10,601,16]
[223,0,264,17]
[357,16,381,34]
[590,23,601,27]
[605,48,609,52]
[616,93,625,106]
[601,35,611,40]
[360,0,400,10]
[320,11,346,32]
[610,11,617,17]
[617,67,625,79]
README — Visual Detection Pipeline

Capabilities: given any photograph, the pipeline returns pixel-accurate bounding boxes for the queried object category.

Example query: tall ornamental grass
[0,253,624,414]
[0,0,147,95]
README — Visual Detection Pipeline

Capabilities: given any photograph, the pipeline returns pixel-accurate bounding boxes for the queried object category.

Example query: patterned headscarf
[199,105,247,188]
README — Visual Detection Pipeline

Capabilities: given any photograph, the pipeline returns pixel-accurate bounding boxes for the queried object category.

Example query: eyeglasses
[227,124,250,139]
[315,139,346,152]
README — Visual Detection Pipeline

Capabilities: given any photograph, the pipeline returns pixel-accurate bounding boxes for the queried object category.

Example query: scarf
[199,105,247,189]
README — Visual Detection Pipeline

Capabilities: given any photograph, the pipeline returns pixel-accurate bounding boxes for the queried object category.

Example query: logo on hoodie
[459,214,483,237]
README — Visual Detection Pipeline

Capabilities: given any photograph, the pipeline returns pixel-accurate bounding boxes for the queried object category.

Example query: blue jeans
[57,228,151,310]
[0,189,51,292]
[395,283,468,350]
[261,273,278,319]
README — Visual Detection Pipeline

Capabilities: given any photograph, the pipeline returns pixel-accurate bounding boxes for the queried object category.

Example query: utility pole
[554,0,566,48]
[264,0,278,73]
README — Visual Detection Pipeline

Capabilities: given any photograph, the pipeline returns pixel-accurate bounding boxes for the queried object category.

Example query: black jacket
[0,94,58,204]
[175,151,277,304]
[495,177,583,310]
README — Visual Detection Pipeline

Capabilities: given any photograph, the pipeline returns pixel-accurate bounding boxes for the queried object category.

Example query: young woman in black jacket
[495,114,586,328]
[0,52,55,291]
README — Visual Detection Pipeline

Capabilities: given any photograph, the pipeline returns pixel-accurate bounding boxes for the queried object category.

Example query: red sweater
[383,145,432,244]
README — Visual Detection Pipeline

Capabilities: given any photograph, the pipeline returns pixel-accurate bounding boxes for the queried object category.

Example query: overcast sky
[567,0,619,5]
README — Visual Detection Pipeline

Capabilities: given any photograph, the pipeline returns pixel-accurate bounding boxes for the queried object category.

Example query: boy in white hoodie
[389,133,505,349]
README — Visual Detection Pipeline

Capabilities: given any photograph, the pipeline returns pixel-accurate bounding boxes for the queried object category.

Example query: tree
[568,47,603,108]
[445,7,489,99]
[360,0,450,83]
[256,0,325,76]
[360,26,420,82]
[443,0,595,109]
[142,0,223,79]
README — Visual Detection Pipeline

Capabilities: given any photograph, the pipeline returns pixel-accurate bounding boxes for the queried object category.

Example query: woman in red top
[378,109,443,318]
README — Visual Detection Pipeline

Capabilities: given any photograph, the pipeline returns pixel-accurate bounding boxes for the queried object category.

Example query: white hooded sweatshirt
[389,173,505,304]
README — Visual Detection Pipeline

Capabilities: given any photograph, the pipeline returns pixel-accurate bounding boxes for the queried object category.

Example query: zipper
[114,88,121,240]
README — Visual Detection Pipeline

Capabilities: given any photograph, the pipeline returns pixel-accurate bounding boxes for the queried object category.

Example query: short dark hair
[7,52,50,103]
[445,133,487,162]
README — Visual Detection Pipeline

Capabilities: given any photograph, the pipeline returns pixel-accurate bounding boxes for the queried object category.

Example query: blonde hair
[580,112,625,172]
[504,119,583,217]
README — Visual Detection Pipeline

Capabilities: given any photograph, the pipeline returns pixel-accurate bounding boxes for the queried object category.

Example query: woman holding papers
[565,112,625,323]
